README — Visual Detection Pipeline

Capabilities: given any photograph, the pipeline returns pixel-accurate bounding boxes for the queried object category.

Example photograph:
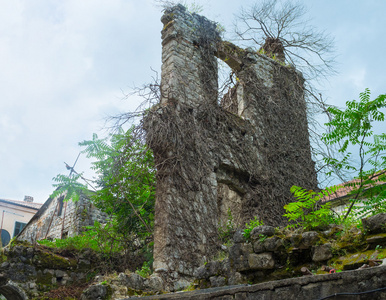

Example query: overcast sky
[1,0,385,203]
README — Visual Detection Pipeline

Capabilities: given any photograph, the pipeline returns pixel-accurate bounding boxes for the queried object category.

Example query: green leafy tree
[322,89,386,219]
[79,127,156,238]
[51,127,156,239]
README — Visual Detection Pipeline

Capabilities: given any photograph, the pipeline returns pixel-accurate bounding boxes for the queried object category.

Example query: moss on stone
[37,271,54,285]
[33,251,77,270]
[328,248,385,271]
[366,233,386,248]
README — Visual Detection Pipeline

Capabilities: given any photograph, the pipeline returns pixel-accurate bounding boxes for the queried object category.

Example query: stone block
[209,276,226,287]
[173,278,190,291]
[148,275,164,291]
[229,243,253,272]
[253,236,283,253]
[250,226,276,241]
[55,270,65,278]
[253,240,265,254]
[248,252,275,270]
[300,231,320,249]
[80,284,108,300]
[312,244,332,262]
[125,273,145,290]
[228,272,244,285]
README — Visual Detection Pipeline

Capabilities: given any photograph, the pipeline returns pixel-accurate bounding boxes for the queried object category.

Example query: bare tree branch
[234,0,339,186]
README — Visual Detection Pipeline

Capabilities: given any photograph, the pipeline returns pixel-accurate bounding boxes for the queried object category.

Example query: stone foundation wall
[128,265,386,300]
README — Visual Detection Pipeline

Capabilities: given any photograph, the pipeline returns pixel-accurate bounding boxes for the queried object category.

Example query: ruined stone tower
[144,5,318,288]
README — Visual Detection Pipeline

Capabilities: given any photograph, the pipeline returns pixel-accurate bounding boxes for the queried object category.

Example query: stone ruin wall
[144,5,318,286]
[18,194,107,244]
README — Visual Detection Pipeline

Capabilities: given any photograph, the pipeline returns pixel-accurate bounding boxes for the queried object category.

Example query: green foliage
[37,220,126,254]
[49,127,155,271]
[136,261,152,278]
[322,89,386,219]
[51,173,90,202]
[258,234,267,242]
[79,127,155,238]
[52,127,155,238]
[283,185,341,230]
[243,217,263,242]
[218,208,235,244]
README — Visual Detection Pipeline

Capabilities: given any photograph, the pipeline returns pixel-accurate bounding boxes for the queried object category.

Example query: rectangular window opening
[13,221,27,237]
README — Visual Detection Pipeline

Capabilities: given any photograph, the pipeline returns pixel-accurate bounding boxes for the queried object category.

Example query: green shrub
[38,220,125,254]
[136,261,152,278]
[283,185,341,230]
[218,208,235,244]
[243,217,264,242]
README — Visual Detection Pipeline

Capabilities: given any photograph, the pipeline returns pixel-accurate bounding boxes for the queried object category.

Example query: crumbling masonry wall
[144,5,318,285]
[18,194,107,244]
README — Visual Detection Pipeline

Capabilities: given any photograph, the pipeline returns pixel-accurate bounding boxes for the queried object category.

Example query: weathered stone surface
[312,244,332,262]
[250,226,276,241]
[173,279,190,291]
[229,243,253,272]
[366,233,386,247]
[228,272,244,286]
[301,231,320,249]
[340,252,378,270]
[248,253,275,270]
[80,284,108,300]
[126,273,146,290]
[147,4,318,286]
[193,266,209,280]
[117,272,129,285]
[127,266,386,300]
[252,241,265,254]
[193,261,221,280]
[148,275,164,291]
[18,194,108,244]
[362,213,386,234]
[209,276,226,287]
[232,229,245,244]
[220,259,231,276]
[253,236,283,253]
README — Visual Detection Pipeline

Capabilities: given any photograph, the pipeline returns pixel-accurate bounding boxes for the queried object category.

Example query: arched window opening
[0,230,10,247]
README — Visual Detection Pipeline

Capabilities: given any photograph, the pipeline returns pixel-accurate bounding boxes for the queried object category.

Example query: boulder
[301,231,320,249]
[250,226,276,241]
[125,273,146,290]
[148,275,164,291]
[362,213,386,234]
[312,244,332,262]
[80,284,108,300]
[253,236,283,253]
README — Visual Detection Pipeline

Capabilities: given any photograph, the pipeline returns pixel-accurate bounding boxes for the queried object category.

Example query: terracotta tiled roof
[321,172,386,203]
[0,198,43,210]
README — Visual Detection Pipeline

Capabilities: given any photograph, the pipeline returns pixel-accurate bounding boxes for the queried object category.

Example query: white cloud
[0,0,385,202]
